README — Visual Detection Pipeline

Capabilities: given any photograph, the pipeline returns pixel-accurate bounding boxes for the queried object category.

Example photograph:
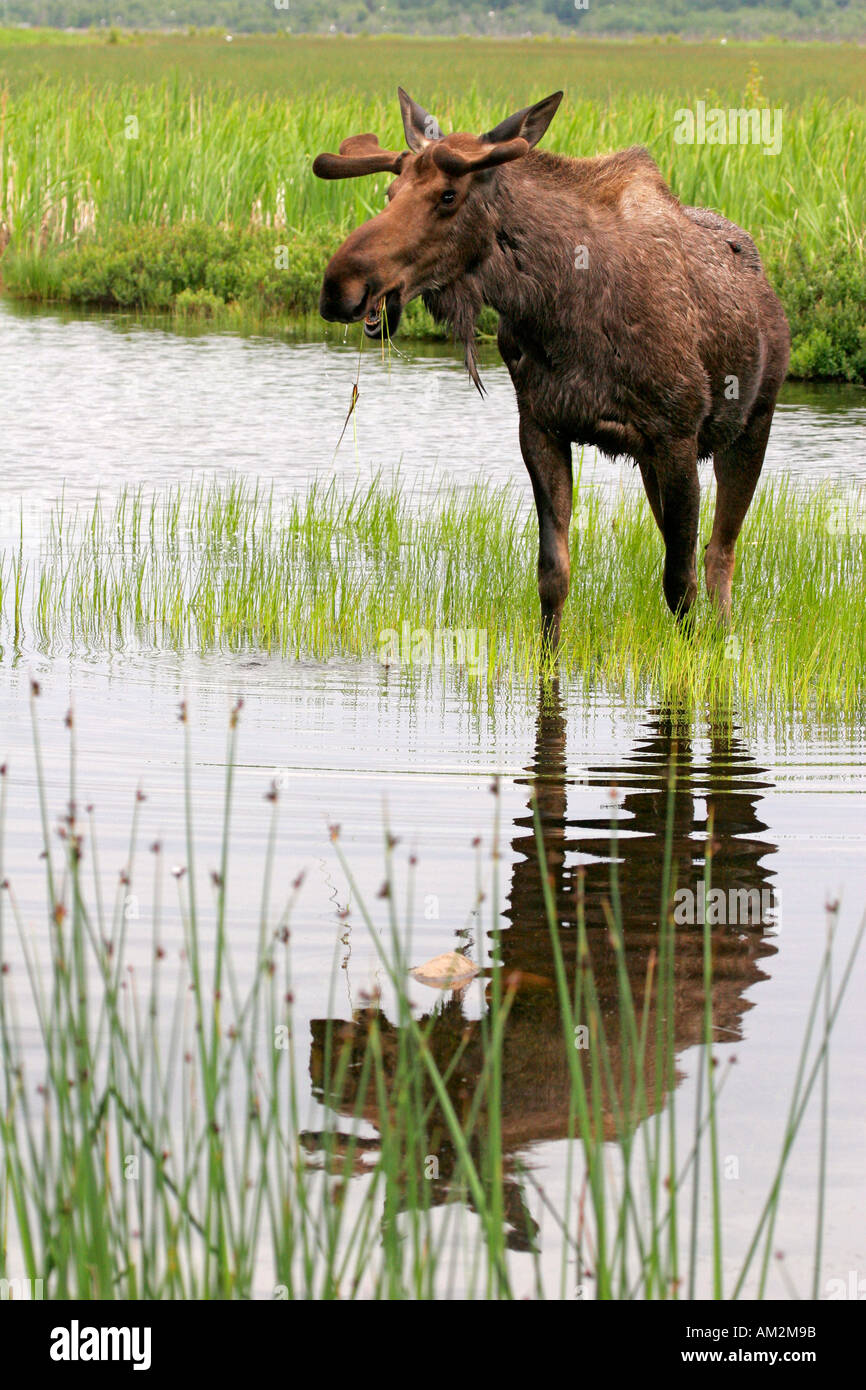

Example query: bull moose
[313,90,790,646]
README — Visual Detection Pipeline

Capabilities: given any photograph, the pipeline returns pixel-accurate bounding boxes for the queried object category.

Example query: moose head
[313,88,563,339]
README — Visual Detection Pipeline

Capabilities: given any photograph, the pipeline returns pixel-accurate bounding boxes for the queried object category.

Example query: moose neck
[422,152,589,386]
[476,155,581,342]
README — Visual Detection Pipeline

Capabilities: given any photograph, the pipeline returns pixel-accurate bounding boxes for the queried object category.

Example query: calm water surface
[1,301,864,534]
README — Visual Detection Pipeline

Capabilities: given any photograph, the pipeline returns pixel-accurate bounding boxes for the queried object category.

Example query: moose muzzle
[319,260,403,338]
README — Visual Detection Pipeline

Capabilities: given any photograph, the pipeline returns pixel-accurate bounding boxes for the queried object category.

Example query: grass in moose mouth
[0,474,863,721]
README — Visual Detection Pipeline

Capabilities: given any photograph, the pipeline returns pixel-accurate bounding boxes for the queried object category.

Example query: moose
[313,90,790,645]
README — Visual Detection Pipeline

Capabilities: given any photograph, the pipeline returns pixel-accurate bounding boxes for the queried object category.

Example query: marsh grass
[0,695,861,1298]
[1,82,862,264]
[2,474,864,722]
[2,66,863,376]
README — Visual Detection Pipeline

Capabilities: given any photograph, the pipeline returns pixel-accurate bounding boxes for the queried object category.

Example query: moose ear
[397,87,441,151]
[481,91,563,149]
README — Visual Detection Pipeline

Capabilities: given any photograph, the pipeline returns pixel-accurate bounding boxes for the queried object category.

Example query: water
[1,302,864,1297]
[2,301,864,536]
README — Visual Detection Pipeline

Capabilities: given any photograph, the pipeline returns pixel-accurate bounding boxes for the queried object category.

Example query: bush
[175,286,225,317]
[2,223,339,317]
[2,223,865,381]
[768,243,866,382]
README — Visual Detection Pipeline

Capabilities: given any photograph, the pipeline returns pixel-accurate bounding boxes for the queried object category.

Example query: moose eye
[440,189,457,208]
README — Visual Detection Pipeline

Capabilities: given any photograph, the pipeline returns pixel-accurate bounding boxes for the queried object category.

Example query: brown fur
[315,92,791,642]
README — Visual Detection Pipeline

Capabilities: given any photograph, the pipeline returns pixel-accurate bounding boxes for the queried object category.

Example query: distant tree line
[4,0,866,40]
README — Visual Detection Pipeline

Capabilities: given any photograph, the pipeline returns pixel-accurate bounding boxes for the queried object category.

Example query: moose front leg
[519,415,573,650]
[652,438,701,621]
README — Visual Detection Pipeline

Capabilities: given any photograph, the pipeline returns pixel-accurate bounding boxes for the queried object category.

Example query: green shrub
[769,243,866,381]
[175,286,224,317]
[2,223,865,380]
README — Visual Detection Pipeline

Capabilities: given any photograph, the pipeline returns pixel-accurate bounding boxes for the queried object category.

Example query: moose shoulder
[313,90,790,646]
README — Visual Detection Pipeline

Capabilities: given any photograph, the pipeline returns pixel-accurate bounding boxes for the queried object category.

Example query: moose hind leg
[653,439,700,620]
[706,405,773,621]
[519,416,573,650]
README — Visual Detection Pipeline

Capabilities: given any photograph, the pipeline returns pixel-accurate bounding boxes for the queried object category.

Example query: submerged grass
[1,474,864,723]
[0,696,861,1298]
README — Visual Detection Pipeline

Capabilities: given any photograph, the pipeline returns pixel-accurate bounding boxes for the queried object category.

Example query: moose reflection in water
[303,684,780,1250]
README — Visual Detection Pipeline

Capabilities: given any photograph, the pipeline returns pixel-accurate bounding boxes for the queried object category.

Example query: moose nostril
[320,275,370,323]
[349,282,370,320]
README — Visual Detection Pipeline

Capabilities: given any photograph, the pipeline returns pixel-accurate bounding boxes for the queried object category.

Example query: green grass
[2,33,865,105]
[3,81,862,264]
[0,692,861,1298]
[0,40,864,377]
[2,474,864,723]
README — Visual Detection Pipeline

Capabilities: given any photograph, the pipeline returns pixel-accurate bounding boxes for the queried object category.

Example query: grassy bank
[4,220,864,378]
[2,475,864,722]
[1,694,861,1297]
[0,38,864,378]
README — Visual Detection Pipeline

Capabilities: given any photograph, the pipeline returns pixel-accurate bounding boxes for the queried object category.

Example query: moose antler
[313,134,405,181]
